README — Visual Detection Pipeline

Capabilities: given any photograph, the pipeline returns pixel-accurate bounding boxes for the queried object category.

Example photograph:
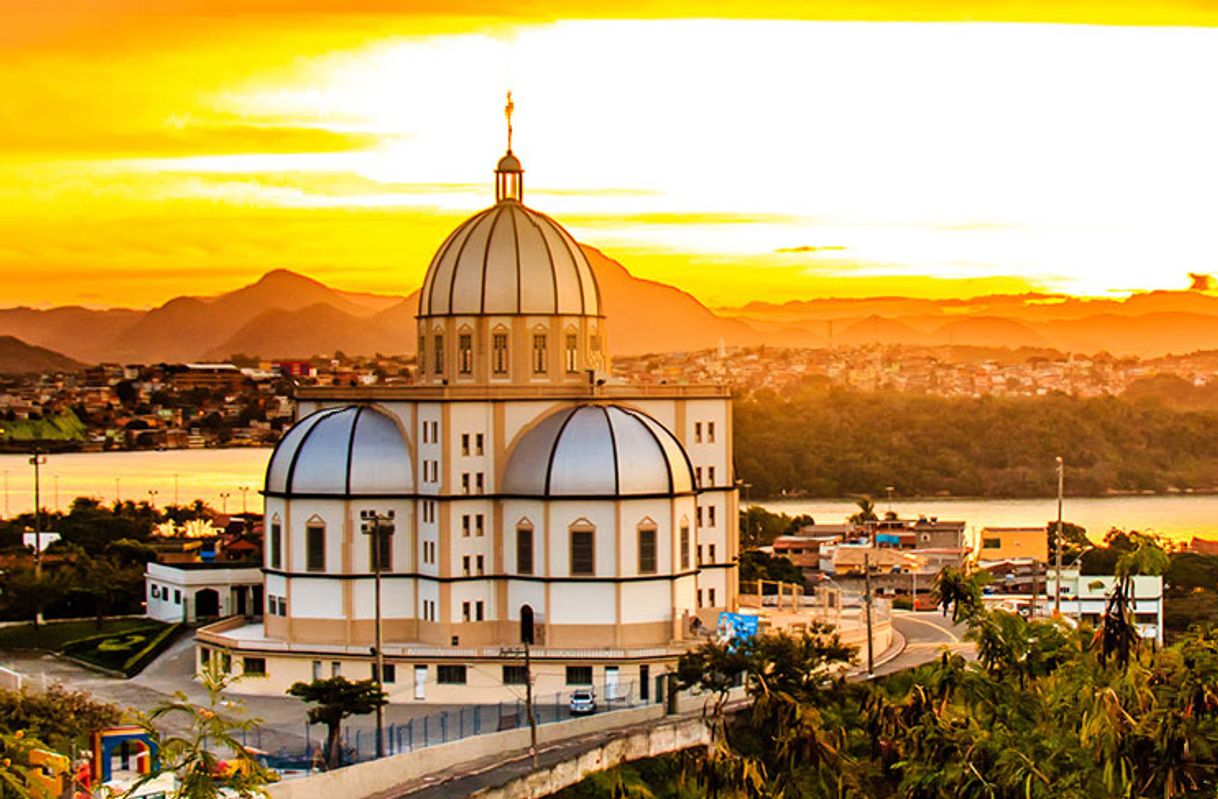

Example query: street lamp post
[238,485,249,515]
[147,489,158,509]
[1054,456,1064,616]
[885,485,895,515]
[29,452,47,626]
[219,492,231,514]
[114,477,121,504]
[360,509,395,760]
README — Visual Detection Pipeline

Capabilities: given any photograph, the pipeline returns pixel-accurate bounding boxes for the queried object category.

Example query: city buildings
[197,140,740,703]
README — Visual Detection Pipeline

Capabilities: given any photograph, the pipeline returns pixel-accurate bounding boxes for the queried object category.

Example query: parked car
[569,689,597,716]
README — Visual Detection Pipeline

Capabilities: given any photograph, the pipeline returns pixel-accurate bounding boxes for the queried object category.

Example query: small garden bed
[61,621,183,677]
[0,618,153,651]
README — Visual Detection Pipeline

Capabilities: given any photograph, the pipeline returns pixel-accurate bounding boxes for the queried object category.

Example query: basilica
[198,127,740,704]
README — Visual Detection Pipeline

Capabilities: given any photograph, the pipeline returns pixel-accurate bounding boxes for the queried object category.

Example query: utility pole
[1054,456,1064,616]
[864,551,875,677]
[29,452,47,627]
[360,509,394,759]
[525,639,538,768]
[114,477,121,503]
[1030,559,1039,619]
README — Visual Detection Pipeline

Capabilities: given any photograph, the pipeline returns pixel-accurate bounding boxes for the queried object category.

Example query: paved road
[875,611,972,676]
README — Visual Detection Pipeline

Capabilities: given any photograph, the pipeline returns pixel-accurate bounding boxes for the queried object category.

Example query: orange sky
[2,1,1216,308]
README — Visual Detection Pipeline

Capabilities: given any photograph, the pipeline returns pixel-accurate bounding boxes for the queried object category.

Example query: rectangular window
[462,473,470,494]
[306,524,326,571]
[462,556,471,576]
[462,514,471,537]
[571,530,595,576]
[312,660,322,681]
[221,653,232,673]
[709,544,717,562]
[476,473,484,494]
[696,507,703,527]
[709,588,717,606]
[707,422,716,442]
[369,527,392,571]
[476,514,485,537]
[708,466,715,486]
[638,528,657,574]
[174,589,182,604]
[433,334,444,374]
[982,537,1002,549]
[517,528,534,575]
[243,657,266,676]
[680,525,690,570]
[708,506,717,527]
[694,422,702,443]
[462,601,471,622]
[565,334,578,372]
[697,545,703,566]
[695,467,702,486]
[475,601,484,622]
[461,433,470,456]
[493,333,509,374]
[475,433,484,455]
[278,597,288,617]
[437,665,467,685]
[503,665,528,685]
[565,665,593,685]
[458,333,473,374]
[532,333,547,374]
[697,589,703,608]
[331,661,341,678]
[476,555,485,575]
[199,646,209,666]
[270,521,282,569]
[372,663,396,683]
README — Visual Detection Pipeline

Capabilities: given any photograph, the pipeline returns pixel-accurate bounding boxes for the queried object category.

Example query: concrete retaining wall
[267,704,666,799]
[470,716,710,798]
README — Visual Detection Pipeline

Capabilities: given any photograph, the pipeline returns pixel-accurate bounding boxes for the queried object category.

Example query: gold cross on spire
[505,91,515,153]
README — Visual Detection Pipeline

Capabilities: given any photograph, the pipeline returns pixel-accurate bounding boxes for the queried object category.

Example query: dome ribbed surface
[265,406,413,496]
[502,404,695,497]
[418,202,601,317]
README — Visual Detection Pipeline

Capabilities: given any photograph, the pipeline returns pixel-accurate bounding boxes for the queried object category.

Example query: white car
[569,689,597,715]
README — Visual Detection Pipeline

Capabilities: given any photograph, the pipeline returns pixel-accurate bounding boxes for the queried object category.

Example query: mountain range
[0,247,1216,366]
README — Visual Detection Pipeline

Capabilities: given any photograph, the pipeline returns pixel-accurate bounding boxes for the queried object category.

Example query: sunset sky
[2,1,1216,309]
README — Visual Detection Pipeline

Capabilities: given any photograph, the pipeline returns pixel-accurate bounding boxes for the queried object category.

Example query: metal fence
[249,679,649,771]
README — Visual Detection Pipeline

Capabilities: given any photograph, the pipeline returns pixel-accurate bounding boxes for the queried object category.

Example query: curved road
[876,610,972,676]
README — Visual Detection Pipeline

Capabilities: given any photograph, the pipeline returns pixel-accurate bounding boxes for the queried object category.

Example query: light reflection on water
[1,450,1215,543]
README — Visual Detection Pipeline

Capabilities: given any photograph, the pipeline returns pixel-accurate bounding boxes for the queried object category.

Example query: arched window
[432,327,445,376]
[516,518,535,575]
[532,328,548,374]
[270,513,282,570]
[637,520,658,575]
[458,328,473,375]
[564,327,579,373]
[569,518,595,576]
[305,515,326,572]
[492,327,510,375]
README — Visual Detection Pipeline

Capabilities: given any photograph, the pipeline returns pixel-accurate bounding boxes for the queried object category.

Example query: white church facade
[197,132,739,704]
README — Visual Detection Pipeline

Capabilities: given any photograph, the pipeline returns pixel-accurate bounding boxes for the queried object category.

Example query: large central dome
[418,200,600,317]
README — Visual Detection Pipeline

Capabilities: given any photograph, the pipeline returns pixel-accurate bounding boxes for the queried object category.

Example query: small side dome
[503,404,695,497]
[266,406,413,496]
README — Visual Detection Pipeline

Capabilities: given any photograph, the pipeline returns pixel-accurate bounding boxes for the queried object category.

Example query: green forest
[734,384,1218,498]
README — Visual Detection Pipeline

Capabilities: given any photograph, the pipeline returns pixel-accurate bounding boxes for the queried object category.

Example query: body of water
[760,496,1218,544]
[2,449,1215,543]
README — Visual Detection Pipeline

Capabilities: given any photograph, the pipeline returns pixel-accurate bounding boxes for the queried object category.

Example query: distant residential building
[978,526,1047,562]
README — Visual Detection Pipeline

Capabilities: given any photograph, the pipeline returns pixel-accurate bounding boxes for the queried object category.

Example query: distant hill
[0,335,81,374]
[5,248,1218,363]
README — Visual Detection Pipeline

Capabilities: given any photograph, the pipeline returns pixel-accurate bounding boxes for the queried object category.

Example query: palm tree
[849,496,879,525]
[933,566,986,623]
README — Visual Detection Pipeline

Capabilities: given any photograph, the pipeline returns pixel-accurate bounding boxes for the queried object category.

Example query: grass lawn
[0,618,157,651]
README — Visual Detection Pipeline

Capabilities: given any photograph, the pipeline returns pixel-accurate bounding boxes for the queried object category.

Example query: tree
[849,496,878,525]
[933,566,988,623]
[134,660,276,799]
[0,684,120,753]
[1096,530,1170,668]
[287,677,386,769]
[738,551,807,590]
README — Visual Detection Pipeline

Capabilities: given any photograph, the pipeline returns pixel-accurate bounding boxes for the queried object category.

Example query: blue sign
[717,612,759,643]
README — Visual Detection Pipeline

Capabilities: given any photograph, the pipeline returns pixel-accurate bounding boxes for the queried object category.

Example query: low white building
[146,562,263,624]
[1046,570,1164,643]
